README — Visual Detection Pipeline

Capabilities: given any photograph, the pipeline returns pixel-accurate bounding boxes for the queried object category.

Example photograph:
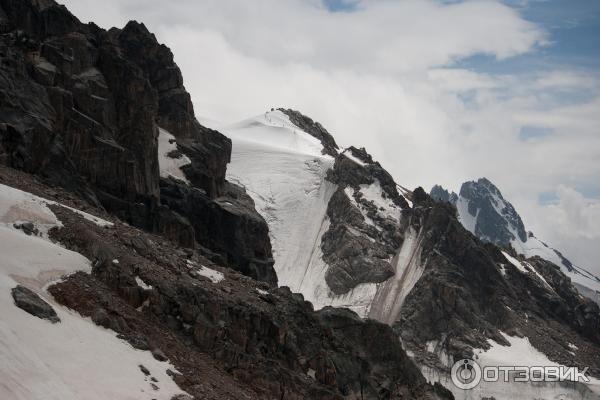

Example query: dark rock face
[12,284,60,323]
[0,0,275,283]
[460,178,527,245]
[328,146,409,210]
[431,179,527,246]
[394,193,600,378]
[278,108,339,157]
[160,177,276,285]
[45,196,450,400]
[319,147,410,294]
[116,20,231,197]
[322,188,397,294]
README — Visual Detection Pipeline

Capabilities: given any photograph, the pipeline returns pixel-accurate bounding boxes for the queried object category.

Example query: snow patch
[0,184,112,236]
[0,191,185,400]
[341,149,367,166]
[158,127,191,183]
[135,276,152,290]
[568,343,579,351]
[195,266,224,284]
[502,252,554,291]
[456,197,478,234]
[422,332,600,400]
[358,180,400,222]
[501,251,529,274]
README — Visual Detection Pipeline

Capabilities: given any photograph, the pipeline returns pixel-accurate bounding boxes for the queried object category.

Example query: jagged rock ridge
[0,1,453,399]
[0,0,275,284]
[227,111,600,399]
[430,178,600,303]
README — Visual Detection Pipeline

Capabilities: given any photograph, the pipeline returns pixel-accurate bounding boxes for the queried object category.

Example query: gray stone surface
[11,285,60,323]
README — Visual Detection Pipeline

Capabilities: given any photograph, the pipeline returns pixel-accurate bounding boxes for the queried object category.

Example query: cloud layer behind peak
[61,0,600,273]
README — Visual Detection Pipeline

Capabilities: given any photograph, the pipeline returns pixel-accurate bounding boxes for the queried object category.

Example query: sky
[60,0,600,274]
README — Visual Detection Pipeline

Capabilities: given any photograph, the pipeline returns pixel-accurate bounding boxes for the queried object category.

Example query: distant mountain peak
[431,177,600,299]
[459,177,527,244]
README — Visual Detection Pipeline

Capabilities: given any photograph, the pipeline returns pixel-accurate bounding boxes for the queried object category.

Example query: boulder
[11,285,60,323]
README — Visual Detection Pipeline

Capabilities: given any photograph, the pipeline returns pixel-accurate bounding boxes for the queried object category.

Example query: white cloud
[522,186,600,270]
[59,0,600,273]
[62,0,547,73]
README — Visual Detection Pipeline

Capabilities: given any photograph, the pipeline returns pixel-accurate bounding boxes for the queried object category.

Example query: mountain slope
[225,110,415,317]
[0,1,453,399]
[431,179,600,302]
[228,111,600,400]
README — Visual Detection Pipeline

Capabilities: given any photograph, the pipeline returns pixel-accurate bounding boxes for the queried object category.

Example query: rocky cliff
[430,178,600,304]
[0,0,274,284]
[226,110,600,399]
[0,1,453,399]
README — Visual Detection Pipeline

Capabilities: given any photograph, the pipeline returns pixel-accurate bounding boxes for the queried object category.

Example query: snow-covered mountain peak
[458,177,527,245]
[431,178,527,246]
[223,110,331,158]
[431,178,600,301]
[225,111,415,317]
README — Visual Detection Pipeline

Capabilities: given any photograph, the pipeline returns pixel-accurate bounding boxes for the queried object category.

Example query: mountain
[430,179,600,304]
[225,111,600,399]
[0,1,599,399]
[223,109,411,317]
[0,1,452,399]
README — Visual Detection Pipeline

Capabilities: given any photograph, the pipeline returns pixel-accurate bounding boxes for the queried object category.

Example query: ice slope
[455,197,478,234]
[512,234,600,295]
[369,227,424,324]
[225,111,390,316]
[0,185,185,400]
[225,111,423,318]
[224,111,351,307]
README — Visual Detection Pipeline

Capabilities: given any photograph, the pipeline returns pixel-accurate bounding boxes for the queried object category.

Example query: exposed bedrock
[0,0,275,283]
[160,177,277,285]
[46,202,452,400]
[321,146,408,294]
[395,193,600,377]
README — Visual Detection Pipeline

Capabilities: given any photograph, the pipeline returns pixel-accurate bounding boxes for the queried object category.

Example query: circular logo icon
[451,359,482,390]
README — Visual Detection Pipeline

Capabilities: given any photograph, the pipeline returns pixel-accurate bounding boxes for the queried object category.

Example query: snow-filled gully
[368,227,424,324]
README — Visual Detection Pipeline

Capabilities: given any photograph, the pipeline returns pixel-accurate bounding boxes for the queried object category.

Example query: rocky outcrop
[462,178,527,244]
[320,146,409,294]
[0,0,275,283]
[328,146,409,210]
[37,179,451,400]
[116,21,231,197]
[395,192,600,378]
[322,188,397,294]
[278,108,339,157]
[12,284,60,323]
[160,177,276,285]
[429,184,457,204]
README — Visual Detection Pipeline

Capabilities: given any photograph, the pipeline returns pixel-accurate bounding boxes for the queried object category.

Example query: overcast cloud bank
[61,0,600,272]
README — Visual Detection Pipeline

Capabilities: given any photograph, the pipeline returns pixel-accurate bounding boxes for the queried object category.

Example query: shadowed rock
[11,285,60,323]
